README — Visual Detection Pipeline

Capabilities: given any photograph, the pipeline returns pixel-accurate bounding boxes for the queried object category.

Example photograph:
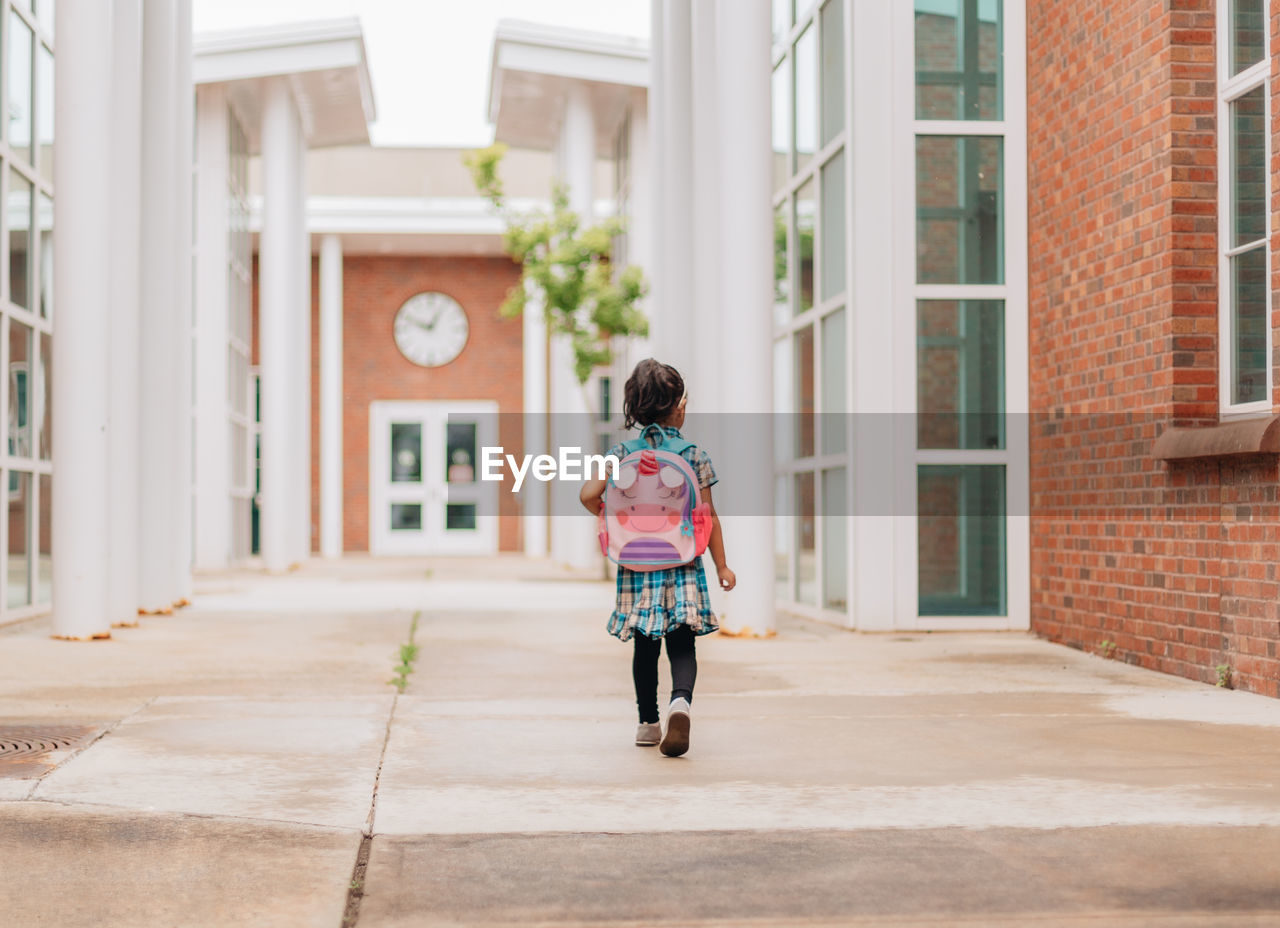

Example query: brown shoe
[635,722,661,746]
[659,698,691,757]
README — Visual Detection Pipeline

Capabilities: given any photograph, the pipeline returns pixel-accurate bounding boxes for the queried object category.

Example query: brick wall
[1028,0,1280,697]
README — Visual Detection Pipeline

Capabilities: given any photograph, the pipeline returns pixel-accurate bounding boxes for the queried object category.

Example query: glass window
[390,424,422,483]
[9,321,30,458]
[775,476,793,600]
[446,503,477,531]
[390,504,422,531]
[795,177,815,313]
[38,332,49,460]
[1231,245,1268,404]
[772,0,792,48]
[37,45,52,181]
[445,422,477,483]
[1232,86,1266,247]
[36,473,49,603]
[820,151,845,300]
[916,136,1003,284]
[916,0,1003,120]
[918,465,1005,615]
[822,467,847,610]
[774,202,791,327]
[821,308,846,454]
[8,13,32,164]
[1230,0,1265,75]
[772,62,791,192]
[8,471,29,607]
[795,471,815,604]
[917,300,1004,449]
[9,171,31,310]
[794,25,817,172]
[820,0,845,145]
[773,337,793,467]
[37,192,51,318]
[794,324,815,459]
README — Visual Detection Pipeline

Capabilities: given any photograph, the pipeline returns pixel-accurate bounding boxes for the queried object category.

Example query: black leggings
[632,625,697,724]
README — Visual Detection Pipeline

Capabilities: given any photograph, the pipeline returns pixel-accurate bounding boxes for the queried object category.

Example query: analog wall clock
[393,292,469,367]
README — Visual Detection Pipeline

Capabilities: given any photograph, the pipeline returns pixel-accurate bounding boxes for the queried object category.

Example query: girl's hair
[622,359,685,429]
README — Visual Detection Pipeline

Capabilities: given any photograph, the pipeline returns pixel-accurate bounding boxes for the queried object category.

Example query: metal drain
[0,725,98,777]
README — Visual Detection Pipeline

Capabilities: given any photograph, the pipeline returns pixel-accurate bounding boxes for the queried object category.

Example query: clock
[393,292,469,367]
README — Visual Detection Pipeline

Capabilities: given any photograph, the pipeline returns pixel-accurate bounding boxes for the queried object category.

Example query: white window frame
[1216,4,1272,417]
[890,0,1029,631]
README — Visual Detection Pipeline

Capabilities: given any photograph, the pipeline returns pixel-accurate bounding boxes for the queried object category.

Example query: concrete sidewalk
[2,557,1280,926]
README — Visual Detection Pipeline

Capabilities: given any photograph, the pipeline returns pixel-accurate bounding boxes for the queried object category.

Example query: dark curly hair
[622,359,685,430]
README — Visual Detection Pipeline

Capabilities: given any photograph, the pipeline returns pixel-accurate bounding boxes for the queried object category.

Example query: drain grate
[0,725,98,777]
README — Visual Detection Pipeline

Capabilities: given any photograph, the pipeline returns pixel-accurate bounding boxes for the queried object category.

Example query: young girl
[579,359,736,758]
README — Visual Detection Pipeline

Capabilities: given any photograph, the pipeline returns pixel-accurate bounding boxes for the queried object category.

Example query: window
[1218,1,1269,411]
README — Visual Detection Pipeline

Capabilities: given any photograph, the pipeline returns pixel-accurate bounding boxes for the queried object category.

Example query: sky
[193,0,651,148]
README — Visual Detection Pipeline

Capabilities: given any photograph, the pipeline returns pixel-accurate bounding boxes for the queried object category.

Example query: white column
[660,0,694,374]
[521,286,548,558]
[193,85,230,569]
[173,0,194,603]
[107,0,142,626]
[715,0,774,636]
[51,0,113,638]
[294,124,312,562]
[550,83,598,570]
[622,97,654,370]
[647,0,665,352]
[259,78,299,573]
[138,0,179,612]
[691,0,720,415]
[318,233,343,558]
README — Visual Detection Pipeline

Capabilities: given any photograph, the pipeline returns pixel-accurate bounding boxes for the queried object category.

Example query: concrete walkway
[2,557,1280,926]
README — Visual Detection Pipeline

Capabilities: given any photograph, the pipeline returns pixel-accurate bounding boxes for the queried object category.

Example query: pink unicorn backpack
[598,424,713,571]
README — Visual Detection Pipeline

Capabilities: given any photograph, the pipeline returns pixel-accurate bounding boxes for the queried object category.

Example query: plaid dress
[606,427,720,642]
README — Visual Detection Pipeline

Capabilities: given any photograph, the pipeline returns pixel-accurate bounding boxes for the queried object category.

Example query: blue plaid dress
[606,427,719,642]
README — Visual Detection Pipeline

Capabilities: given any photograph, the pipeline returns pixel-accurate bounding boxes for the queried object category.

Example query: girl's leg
[664,625,697,704]
[632,633,662,724]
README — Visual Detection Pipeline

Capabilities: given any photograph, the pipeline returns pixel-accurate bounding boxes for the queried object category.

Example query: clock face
[393,292,469,367]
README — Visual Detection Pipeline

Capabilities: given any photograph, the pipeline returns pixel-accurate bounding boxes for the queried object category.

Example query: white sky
[193,0,651,148]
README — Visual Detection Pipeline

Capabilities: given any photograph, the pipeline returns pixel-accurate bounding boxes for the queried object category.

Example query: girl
[579,359,736,758]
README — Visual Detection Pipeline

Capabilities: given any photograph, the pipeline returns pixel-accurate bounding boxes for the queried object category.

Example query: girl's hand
[716,565,736,591]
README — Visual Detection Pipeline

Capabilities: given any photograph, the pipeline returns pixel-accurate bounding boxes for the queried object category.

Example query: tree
[464,143,649,384]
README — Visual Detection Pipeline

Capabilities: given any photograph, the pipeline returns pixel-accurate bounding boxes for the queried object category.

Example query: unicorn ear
[615,464,638,489]
[659,466,684,488]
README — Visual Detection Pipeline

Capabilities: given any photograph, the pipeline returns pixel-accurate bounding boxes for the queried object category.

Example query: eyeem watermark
[481,447,619,492]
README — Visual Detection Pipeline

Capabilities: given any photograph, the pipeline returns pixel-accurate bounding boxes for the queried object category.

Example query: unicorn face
[607,457,689,535]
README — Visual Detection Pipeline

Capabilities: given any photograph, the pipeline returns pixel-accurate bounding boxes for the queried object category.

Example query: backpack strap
[619,423,695,457]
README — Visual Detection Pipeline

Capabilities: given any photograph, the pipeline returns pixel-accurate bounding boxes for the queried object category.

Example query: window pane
[38,332,50,460]
[1233,86,1266,247]
[918,465,1005,616]
[820,151,845,300]
[9,171,31,310]
[794,325,815,458]
[772,0,792,47]
[390,504,421,531]
[916,0,1003,120]
[390,423,422,483]
[35,0,53,35]
[445,422,477,483]
[36,472,49,604]
[775,476,792,600]
[37,44,52,181]
[9,321,30,457]
[796,471,815,605]
[820,0,845,144]
[38,193,51,319]
[774,202,791,327]
[822,467,847,610]
[917,300,1005,449]
[1231,245,1268,405]
[772,62,791,192]
[8,13,32,164]
[821,308,846,454]
[446,503,477,531]
[773,338,792,467]
[917,136,1003,284]
[795,177,815,313]
[794,25,817,172]
[1231,0,1265,75]
[8,471,29,608]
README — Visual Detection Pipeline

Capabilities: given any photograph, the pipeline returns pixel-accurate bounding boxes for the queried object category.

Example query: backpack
[597,424,713,571]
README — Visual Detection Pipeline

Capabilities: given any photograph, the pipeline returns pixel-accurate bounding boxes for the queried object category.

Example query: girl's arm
[703,488,736,591]
[579,478,607,515]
